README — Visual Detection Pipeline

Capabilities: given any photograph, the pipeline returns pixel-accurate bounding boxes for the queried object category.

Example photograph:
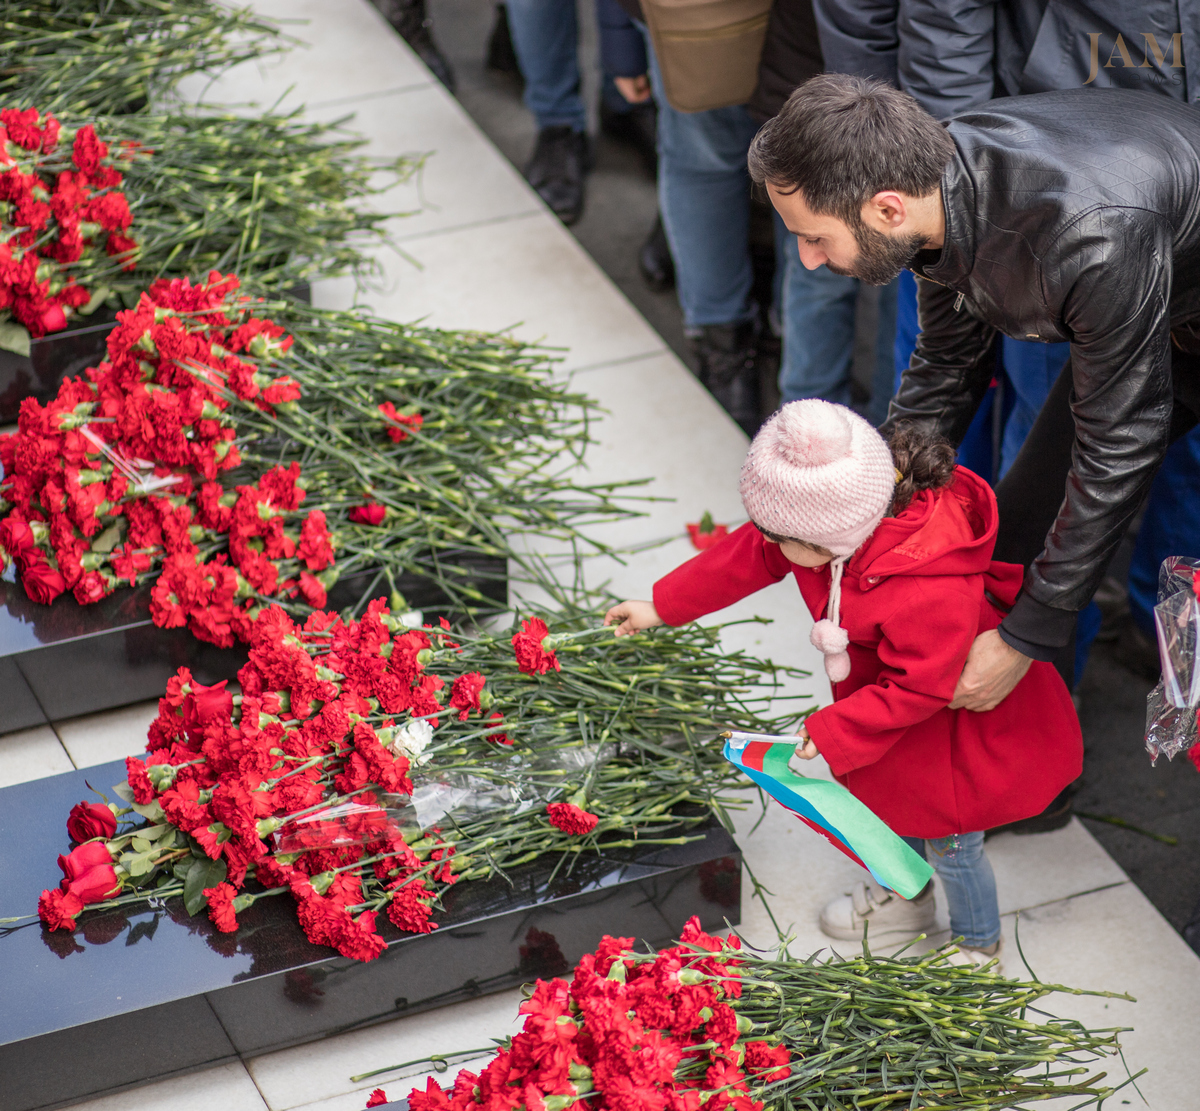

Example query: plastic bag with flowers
[1145,556,1200,765]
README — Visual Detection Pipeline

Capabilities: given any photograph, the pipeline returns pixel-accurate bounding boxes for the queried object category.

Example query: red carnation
[366,1090,389,1108]
[125,755,156,804]
[687,512,729,551]
[378,402,423,443]
[512,617,560,675]
[743,1041,791,1082]
[348,502,386,526]
[72,124,108,178]
[298,510,335,570]
[66,801,117,843]
[485,711,509,745]
[449,672,486,721]
[546,802,599,836]
[204,882,239,933]
[38,887,84,931]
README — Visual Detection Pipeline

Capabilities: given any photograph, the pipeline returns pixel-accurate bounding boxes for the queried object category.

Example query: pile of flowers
[0,107,136,340]
[31,600,800,959]
[354,921,1139,1111]
[0,270,341,644]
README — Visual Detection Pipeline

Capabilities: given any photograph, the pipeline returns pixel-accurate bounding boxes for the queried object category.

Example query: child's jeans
[901,832,1001,949]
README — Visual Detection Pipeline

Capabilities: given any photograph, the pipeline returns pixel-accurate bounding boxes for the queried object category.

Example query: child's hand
[793,725,818,761]
[615,74,652,103]
[604,599,663,637]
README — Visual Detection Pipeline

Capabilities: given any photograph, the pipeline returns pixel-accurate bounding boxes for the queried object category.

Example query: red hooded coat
[653,467,1083,839]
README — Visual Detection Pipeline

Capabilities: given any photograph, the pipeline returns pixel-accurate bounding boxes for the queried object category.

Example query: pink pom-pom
[773,400,853,468]
[824,650,851,683]
[810,618,849,655]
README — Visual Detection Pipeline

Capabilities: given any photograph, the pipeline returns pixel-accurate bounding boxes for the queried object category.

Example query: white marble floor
[7,2,1200,1108]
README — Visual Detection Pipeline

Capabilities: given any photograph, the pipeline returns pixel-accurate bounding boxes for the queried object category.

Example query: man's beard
[827,221,926,286]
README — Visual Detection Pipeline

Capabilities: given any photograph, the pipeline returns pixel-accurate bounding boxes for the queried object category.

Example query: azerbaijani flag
[723,732,933,900]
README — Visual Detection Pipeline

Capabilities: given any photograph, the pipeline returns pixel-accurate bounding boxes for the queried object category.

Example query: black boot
[370,0,455,92]
[688,320,762,437]
[486,3,522,78]
[525,126,589,225]
[638,216,674,292]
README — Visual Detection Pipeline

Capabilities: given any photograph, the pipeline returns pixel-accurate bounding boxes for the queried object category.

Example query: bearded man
[749,73,1200,710]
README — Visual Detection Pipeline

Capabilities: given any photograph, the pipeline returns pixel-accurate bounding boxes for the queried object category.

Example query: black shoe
[688,320,762,437]
[370,0,455,92]
[638,217,674,292]
[985,785,1076,838]
[486,3,522,78]
[525,126,589,225]
[600,99,657,175]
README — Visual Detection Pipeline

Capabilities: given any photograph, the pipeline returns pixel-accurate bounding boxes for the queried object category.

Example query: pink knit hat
[738,400,895,683]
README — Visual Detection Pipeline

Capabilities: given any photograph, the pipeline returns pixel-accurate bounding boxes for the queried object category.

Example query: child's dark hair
[888,424,956,515]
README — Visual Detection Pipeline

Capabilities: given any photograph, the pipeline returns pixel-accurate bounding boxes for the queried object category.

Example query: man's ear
[864,190,909,231]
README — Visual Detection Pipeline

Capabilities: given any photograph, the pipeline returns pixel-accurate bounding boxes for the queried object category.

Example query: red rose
[0,517,35,558]
[348,502,386,526]
[57,841,120,904]
[181,679,233,734]
[40,302,68,334]
[546,802,599,836]
[66,801,117,843]
[512,617,560,675]
[21,558,66,604]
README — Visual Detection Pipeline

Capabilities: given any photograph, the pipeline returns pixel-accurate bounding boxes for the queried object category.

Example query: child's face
[769,537,833,568]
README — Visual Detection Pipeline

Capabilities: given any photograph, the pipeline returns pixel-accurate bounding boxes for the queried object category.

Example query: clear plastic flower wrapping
[1145,556,1200,763]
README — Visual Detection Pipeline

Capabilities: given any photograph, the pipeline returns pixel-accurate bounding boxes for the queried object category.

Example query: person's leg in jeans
[646,40,761,433]
[903,833,1001,950]
[506,0,589,223]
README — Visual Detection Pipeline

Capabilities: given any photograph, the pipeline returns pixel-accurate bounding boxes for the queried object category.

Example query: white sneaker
[819,879,936,941]
[945,937,1005,976]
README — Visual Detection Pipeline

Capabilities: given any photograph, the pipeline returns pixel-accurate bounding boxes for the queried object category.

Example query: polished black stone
[0,759,741,1111]
[0,313,118,422]
[0,556,507,734]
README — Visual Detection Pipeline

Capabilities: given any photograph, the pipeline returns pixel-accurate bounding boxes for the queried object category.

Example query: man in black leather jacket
[749,75,1200,711]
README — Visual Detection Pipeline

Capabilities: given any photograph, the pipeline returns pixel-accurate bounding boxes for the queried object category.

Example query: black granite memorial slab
[0,759,741,1111]
[0,313,119,423]
[0,554,507,735]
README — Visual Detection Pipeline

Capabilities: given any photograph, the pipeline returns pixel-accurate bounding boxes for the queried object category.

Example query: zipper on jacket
[953,292,965,312]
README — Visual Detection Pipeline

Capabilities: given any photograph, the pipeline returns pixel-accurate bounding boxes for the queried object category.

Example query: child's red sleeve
[652,521,792,626]
[804,577,978,775]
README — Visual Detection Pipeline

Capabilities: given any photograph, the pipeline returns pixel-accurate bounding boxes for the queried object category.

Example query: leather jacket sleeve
[1002,210,1176,651]
[883,275,997,445]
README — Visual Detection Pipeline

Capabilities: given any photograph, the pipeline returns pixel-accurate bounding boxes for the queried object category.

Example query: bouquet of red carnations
[0,107,137,344]
[0,269,339,643]
[32,600,799,960]
[356,919,1138,1111]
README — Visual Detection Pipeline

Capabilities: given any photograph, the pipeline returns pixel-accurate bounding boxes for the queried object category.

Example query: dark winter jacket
[812,0,1200,119]
[883,89,1200,656]
[653,467,1082,837]
[597,0,646,79]
[747,0,824,121]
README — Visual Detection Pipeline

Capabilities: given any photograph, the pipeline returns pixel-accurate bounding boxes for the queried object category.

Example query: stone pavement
[3,3,1199,1108]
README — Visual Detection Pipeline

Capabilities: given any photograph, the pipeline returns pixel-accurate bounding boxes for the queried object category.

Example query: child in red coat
[605,400,1082,970]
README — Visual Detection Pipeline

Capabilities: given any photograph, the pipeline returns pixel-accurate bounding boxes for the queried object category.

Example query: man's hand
[949,628,1033,711]
[603,599,663,636]
[615,75,652,103]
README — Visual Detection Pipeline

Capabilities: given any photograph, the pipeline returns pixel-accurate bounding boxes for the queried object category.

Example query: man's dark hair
[748,73,954,224]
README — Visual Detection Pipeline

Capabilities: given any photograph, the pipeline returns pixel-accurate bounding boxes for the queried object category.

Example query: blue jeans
[902,832,1000,949]
[775,214,899,425]
[506,0,587,132]
[646,46,758,328]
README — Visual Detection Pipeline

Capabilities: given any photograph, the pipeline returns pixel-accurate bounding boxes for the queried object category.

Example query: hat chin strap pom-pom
[810,618,851,683]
